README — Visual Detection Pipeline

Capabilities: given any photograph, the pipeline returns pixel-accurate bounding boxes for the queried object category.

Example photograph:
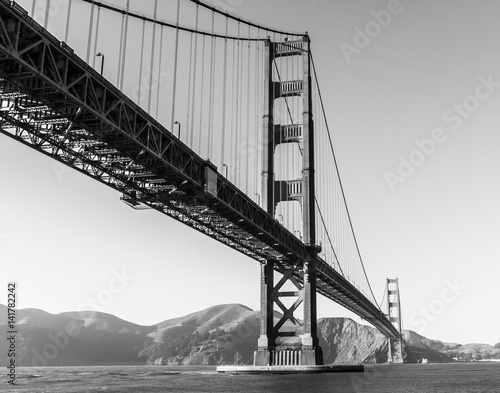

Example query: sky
[1,0,499,346]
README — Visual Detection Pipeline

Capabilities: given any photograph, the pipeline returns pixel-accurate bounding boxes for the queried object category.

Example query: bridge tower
[386,278,404,363]
[254,35,323,367]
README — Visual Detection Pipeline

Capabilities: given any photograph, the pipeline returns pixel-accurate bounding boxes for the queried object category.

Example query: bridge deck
[0,0,398,339]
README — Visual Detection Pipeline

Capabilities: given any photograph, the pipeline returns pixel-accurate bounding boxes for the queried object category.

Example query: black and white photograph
[1,0,499,391]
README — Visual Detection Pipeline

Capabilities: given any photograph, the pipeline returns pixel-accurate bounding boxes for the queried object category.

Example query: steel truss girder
[0,1,399,340]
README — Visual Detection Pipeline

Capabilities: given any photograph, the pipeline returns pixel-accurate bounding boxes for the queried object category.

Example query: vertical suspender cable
[64,0,72,43]
[321,89,328,263]
[117,12,125,86]
[208,11,216,159]
[31,0,35,18]
[148,0,158,114]
[155,25,164,121]
[86,1,95,64]
[186,30,194,144]
[220,16,228,171]
[92,7,101,68]
[234,22,241,185]
[229,33,236,181]
[321,90,326,258]
[170,0,181,129]
[119,0,131,91]
[254,29,261,201]
[137,19,146,104]
[211,22,217,160]
[245,25,251,193]
[323,99,328,264]
[189,5,199,150]
[318,60,321,252]
[44,0,51,29]
[314,78,319,243]
[198,34,206,153]
[239,24,245,188]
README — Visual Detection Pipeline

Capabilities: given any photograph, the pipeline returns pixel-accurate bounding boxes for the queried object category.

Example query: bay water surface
[2,362,500,392]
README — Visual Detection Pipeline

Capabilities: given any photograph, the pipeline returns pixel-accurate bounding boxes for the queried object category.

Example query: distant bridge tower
[254,35,323,367]
[386,278,404,363]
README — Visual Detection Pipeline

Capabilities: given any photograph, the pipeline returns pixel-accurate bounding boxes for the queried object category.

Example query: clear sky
[1,0,499,346]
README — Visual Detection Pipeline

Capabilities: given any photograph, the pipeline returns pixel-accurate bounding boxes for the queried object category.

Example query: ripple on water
[18,373,43,379]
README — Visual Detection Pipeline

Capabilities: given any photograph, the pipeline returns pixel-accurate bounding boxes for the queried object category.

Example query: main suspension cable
[187,0,304,37]
[79,0,280,41]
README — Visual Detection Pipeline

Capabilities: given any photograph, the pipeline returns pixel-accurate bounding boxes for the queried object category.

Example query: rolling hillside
[0,303,497,366]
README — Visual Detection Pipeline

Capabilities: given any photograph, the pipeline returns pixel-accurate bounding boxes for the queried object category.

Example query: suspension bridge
[0,0,404,367]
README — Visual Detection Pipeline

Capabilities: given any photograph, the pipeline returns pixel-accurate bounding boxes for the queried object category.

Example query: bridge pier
[254,249,323,366]
[386,278,405,363]
[253,35,324,367]
[299,247,323,365]
[254,260,274,367]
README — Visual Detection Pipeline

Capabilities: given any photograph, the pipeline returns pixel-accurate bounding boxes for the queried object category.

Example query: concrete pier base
[253,347,323,366]
[216,364,364,374]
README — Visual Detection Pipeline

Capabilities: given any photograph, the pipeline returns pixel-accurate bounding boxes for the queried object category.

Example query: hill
[0,306,154,366]
[0,303,497,366]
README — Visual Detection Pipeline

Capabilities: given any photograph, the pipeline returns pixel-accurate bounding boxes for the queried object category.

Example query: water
[2,363,500,392]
